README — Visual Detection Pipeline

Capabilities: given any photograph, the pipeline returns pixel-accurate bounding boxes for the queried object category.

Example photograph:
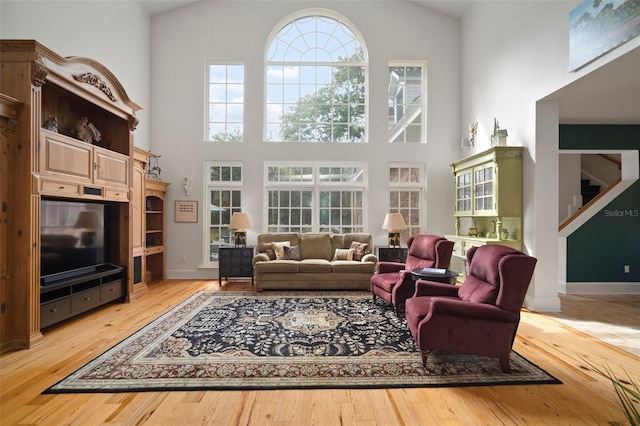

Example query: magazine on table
[417,267,447,275]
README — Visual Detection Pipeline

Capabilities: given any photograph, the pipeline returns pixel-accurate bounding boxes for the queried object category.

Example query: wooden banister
[559,177,622,232]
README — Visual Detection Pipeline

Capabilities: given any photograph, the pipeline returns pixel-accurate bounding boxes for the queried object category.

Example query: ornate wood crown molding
[73,72,117,102]
[31,62,48,87]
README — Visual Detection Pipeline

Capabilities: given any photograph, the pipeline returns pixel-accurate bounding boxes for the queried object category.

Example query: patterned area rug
[44,291,561,393]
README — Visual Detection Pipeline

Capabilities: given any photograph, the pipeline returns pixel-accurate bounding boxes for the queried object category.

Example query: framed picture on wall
[175,200,198,223]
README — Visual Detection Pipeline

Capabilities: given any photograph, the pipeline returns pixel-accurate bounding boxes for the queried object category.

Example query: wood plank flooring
[1,279,638,425]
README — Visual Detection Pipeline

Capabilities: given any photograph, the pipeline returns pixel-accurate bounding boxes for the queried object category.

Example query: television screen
[40,199,107,282]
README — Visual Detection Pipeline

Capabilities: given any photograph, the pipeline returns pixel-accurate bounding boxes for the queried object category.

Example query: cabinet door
[40,130,92,182]
[94,147,129,188]
[473,164,495,215]
[454,171,472,215]
[132,161,145,252]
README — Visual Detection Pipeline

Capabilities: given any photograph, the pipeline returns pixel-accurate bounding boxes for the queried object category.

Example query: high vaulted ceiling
[139,0,640,125]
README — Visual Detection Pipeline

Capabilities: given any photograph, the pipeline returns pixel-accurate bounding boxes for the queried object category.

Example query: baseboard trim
[562,282,640,294]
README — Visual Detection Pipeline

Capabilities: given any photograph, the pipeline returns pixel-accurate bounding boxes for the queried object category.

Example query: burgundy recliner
[405,244,537,373]
[370,235,454,315]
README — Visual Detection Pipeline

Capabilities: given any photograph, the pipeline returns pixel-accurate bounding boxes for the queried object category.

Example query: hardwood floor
[1,279,638,425]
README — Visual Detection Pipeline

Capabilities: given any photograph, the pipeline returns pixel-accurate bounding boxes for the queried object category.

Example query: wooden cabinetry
[40,265,125,328]
[445,147,524,277]
[144,179,169,284]
[0,40,141,351]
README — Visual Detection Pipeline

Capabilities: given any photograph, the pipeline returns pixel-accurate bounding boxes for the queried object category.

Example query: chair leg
[500,355,512,373]
[420,349,432,367]
[372,293,377,303]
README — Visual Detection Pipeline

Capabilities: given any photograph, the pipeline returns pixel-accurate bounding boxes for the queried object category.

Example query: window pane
[207,62,244,141]
[388,65,425,143]
[266,15,366,143]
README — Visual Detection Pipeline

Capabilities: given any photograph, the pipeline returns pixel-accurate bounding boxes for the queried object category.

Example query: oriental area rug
[44,291,561,393]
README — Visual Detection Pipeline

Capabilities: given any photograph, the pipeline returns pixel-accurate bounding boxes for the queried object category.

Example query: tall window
[389,163,424,243]
[266,162,366,233]
[265,12,368,142]
[206,162,243,262]
[388,63,425,143]
[206,61,244,141]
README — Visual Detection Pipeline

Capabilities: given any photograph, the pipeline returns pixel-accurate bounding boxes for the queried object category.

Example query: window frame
[264,10,369,143]
[205,60,245,142]
[388,162,425,244]
[264,161,368,233]
[388,61,427,143]
[204,161,244,267]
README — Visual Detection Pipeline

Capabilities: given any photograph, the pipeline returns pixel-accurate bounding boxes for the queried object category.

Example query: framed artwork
[569,0,640,71]
[175,200,198,223]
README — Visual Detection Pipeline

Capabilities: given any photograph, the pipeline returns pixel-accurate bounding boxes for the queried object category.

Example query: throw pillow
[272,241,290,260]
[284,245,301,260]
[349,241,369,261]
[333,248,355,261]
[263,243,276,260]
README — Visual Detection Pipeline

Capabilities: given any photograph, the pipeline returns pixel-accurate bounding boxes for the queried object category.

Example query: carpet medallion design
[44,291,561,393]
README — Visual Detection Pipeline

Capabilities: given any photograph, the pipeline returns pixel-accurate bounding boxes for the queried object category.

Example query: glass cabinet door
[455,171,472,214]
[474,165,494,214]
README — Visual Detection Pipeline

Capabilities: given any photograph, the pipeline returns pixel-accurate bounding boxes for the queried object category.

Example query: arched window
[265,11,368,142]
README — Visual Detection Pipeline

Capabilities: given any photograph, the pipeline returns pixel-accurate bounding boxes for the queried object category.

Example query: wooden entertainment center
[0,40,141,352]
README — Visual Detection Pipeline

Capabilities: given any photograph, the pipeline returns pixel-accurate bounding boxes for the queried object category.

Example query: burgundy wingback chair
[404,244,537,373]
[370,235,454,315]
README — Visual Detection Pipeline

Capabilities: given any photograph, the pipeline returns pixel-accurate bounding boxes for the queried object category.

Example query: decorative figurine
[74,117,101,144]
[43,116,59,133]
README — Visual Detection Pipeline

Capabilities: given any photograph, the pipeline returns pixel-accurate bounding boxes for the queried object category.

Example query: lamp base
[234,231,246,247]
[388,231,400,248]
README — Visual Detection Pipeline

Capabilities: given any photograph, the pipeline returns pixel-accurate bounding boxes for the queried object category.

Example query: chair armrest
[414,280,459,297]
[361,253,378,263]
[430,298,519,323]
[376,261,405,274]
[252,253,270,267]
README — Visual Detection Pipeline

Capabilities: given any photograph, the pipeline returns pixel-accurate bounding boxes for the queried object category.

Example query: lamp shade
[381,213,406,231]
[73,210,103,230]
[229,212,252,231]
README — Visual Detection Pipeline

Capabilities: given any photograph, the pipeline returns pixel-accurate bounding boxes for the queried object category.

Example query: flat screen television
[40,199,110,284]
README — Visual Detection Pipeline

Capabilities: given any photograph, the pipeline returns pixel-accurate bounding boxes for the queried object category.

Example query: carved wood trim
[30,62,48,87]
[73,72,117,102]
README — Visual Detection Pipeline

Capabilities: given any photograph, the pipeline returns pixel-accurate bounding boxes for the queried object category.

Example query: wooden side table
[377,247,408,263]
[218,246,255,286]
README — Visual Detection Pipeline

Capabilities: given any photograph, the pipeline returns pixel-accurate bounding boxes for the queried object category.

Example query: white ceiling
[139,0,640,125]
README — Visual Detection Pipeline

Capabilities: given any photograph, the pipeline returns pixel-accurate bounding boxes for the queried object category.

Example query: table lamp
[382,213,406,248]
[229,212,252,247]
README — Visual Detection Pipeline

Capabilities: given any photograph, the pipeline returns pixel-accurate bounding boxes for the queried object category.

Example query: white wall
[0,1,152,150]
[150,1,461,278]
[460,1,640,310]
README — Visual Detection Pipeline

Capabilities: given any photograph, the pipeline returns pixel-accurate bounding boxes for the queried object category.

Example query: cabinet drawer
[41,298,71,327]
[71,288,101,312]
[105,188,129,201]
[41,180,81,196]
[101,280,123,302]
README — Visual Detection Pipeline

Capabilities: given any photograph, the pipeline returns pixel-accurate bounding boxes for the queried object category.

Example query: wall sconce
[74,210,103,247]
[229,212,252,247]
[382,213,407,248]
[183,177,191,197]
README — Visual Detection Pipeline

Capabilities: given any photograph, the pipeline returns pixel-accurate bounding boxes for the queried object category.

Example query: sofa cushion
[300,233,333,261]
[331,260,376,274]
[299,259,332,273]
[254,260,300,273]
[342,233,373,250]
